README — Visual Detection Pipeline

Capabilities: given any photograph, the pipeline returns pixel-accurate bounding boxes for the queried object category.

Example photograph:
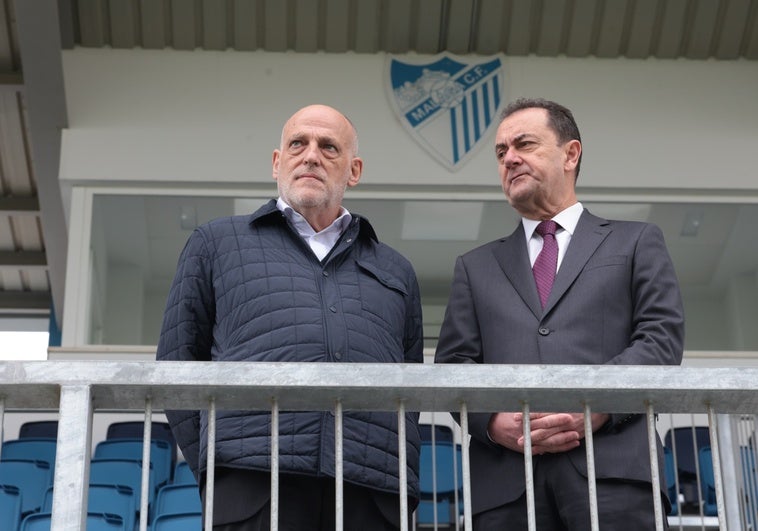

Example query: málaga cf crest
[387,53,506,171]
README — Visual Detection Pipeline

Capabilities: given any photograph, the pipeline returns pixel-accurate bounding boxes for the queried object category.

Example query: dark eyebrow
[512,133,534,143]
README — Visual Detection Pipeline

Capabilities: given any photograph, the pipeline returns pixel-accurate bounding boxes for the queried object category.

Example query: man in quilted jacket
[156,104,424,530]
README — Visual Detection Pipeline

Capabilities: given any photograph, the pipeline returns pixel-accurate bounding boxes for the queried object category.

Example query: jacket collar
[249,198,380,243]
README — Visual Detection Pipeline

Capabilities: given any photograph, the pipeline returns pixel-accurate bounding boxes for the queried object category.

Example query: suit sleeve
[155,228,215,475]
[603,223,684,430]
[434,256,496,446]
[606,223,685,367]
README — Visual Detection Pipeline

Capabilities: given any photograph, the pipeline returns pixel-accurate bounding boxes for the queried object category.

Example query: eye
[290,140,303,148]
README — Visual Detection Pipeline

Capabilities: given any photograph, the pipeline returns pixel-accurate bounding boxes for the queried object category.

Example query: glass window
[89,194,758,351]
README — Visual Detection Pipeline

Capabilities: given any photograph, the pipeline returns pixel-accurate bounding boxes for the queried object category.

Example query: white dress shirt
[277,197,352,261]
[522,202,584,272]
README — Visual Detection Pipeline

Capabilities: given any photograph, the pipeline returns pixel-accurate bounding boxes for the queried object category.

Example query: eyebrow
[288,132,340,147]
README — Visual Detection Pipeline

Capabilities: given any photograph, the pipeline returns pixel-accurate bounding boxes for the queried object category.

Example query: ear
[272,149,281,181]
[347,157,363,188]
[563,140,581,172]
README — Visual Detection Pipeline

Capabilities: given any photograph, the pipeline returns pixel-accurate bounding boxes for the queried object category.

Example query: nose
[503,149,521,169]
[302,141,320,165]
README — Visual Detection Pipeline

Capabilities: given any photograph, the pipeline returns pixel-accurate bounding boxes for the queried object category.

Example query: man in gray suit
[435,98,684,530]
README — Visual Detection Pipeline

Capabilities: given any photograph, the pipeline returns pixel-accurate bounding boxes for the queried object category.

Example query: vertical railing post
[459,402,473,531]
[50,384,93,531]
[583,403,599,531]
[707,406,727,531]
[139,397,153,531]
[335,399,344,531]
[397,400,408,531]
[522,402,536,531]
[646,402,664,531]
[271,398,279,531]
[717,414,746,531]
[204,397,216,531]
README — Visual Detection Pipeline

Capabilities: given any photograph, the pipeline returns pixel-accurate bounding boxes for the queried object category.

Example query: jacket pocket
[355,260,409,345]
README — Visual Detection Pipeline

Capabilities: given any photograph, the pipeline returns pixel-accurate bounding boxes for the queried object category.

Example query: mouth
[296,173,324,183]
[508,172,528,185]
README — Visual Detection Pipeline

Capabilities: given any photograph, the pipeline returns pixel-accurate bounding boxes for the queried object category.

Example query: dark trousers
[473,453,669,531]
[208,469,406,531]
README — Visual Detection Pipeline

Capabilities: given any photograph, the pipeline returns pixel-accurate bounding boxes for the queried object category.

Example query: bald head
[279,104,359,156]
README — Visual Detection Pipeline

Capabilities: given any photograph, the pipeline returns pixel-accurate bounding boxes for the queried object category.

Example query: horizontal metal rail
[2,361,758,530]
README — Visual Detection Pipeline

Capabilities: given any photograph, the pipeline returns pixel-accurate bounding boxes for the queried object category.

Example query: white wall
[59,48,758,194]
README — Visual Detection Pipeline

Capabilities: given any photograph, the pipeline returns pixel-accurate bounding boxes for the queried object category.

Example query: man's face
[272,105,362,216]
[494,107,579,218]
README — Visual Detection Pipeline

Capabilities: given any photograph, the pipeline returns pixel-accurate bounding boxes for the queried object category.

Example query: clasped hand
[487,412,610,455]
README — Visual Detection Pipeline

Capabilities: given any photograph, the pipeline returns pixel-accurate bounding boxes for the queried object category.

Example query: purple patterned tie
[533,220,559,308]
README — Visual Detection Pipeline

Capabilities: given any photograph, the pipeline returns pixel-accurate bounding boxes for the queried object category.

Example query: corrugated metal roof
[1,0,757,321]
[70,0,758,60]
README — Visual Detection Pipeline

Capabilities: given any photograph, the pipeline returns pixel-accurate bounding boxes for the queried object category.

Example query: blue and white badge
[387,53,506,171]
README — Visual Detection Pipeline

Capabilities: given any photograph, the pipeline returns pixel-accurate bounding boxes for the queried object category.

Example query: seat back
[2,439,58,470]
[698,446,718,516]
[88,484,137,531]
[0,484,22,531]
[154,484,202,518]
[18,421,58,439]
[20,512,125,531]
[173,461,197,485]
[418,423,454,443]
[0,459,53,514]
[664,426,710,508]
[94,438,172,489]
[106,421,177,473]
[419,441,459,497]
[663,446,678,515]
[151,511,202,531]
[90,458,155,510]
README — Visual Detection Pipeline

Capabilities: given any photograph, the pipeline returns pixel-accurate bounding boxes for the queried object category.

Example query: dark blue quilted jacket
[156,199,423,498]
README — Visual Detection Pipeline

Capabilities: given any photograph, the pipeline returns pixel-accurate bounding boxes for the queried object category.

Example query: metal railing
[2,360,758,530]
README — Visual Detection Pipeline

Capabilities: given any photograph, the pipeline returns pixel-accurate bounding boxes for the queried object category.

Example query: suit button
[538,327,550,336]
[334,351,342,360]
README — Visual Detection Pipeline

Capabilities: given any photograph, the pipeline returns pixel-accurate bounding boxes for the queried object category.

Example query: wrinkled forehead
[497,107,554,143]
[282,106,354,143]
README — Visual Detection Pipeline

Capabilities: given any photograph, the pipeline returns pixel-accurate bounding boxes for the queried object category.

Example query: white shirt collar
[522,202,584,240]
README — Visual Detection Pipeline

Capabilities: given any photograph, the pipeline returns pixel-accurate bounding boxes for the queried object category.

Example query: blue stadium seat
[0,459,53,515]
[151,511,202,531]
[664,426,710,511]
[698,446,718,516]
[40,484,136,531]
[2,438,58,470]
[90,458,155,515]
[94,438,172,490]
[20,512,125,531]
[0,484,22,531]
[88,484,137,531]
[419,423,454,443]
[18,421,58,439]
[663,446,679,516]
[418,440,462,526]
[173,461,197,485]
[106,421,177,476]
[416,498,454,527]
[154,483,202,518]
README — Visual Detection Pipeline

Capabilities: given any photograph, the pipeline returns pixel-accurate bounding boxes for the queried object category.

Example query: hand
[487,412,610,455]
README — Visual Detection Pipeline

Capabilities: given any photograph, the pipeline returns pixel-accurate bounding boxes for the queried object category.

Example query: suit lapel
[543,210,611,314]
[491,225,543,318]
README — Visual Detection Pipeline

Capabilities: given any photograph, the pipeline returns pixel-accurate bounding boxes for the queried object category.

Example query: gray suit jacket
[435,209,685,515]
